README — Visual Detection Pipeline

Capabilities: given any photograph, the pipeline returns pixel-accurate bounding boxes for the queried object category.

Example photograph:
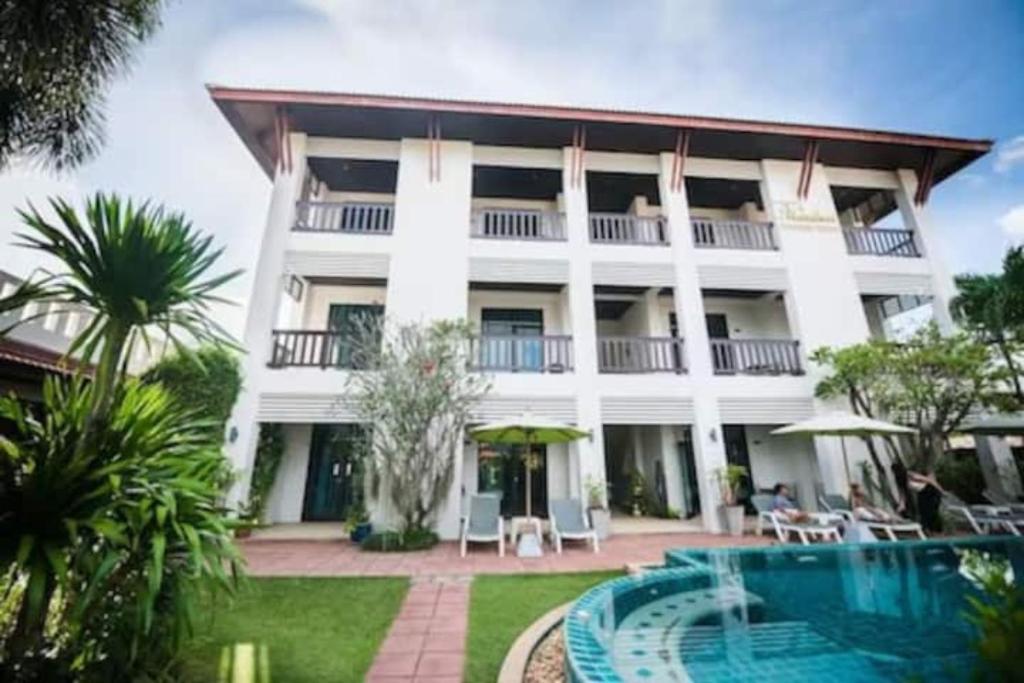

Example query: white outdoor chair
[549,498,599,554]
[767,510,843,545]
[982,488,1024,515]
[461,494,505,557]
[944,494,1023,536]
[750,494,776,536]
[818,492,926,541]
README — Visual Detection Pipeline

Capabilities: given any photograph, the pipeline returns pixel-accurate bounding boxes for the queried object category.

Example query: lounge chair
[982,488,1024,515]
[549,498,599,554]
[943,494,1024,536]
[460,494,505,557]
[750,492,842,544]
[818,493,926,541]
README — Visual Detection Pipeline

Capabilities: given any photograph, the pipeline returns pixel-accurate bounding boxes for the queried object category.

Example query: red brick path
[240,532,770,577]
[366,577,470,683]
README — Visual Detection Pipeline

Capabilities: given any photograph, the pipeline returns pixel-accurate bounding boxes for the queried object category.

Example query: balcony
[842,228,919,257]
[710,338,802,375]
[471,208,565,241]
[598,336,685,373]
[469,335,573,373]
[294,200,394,234]
[589,213,669,246]
[269,329,364,368]
[692,219,776,251]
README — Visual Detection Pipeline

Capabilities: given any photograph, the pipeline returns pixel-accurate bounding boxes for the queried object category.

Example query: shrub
[246,423,285,522]
[936,453,986,504]
[141,345,242,441]
[360,529,439,553]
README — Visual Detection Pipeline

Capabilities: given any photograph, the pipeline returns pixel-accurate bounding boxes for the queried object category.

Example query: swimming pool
[564,536,1024,682]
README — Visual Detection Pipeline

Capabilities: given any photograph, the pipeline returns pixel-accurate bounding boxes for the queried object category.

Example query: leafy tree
[953,246,1024,405]
[246,423,285,523]
[0,1,165,170]
[346,318,490,534]
[141,344,242,441]
[814,324,1008,480]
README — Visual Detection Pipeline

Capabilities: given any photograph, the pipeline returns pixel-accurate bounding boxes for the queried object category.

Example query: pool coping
[497,601,571,683]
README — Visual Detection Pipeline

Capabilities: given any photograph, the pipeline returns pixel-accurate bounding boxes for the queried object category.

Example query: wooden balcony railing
[294,201,394,234]
[469,335,573,373]
[692,219,776,250]
[598,337,686,373]
[269,330,369,368]
[842,228,919,257]
[589,213,669,245]
[471,209,565,241]
[710,339,802,375]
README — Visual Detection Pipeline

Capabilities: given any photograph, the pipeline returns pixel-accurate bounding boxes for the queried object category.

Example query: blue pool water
[564,537,1024,682]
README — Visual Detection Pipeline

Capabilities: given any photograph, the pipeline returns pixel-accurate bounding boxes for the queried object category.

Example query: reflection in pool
[564,537,1023,682]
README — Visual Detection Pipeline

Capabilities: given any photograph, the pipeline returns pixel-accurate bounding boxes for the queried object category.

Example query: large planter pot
[721,505,745,537]
[589,507,612,541]
[349,522,372,544]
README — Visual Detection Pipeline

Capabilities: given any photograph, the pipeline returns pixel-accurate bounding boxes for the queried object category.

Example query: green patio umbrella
[469,413,590,520]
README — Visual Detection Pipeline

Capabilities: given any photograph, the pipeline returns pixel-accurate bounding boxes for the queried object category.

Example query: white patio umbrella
[771,412,916,486]
[470,413,590,520]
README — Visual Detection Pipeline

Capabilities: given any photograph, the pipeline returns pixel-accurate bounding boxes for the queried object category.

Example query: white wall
[301,284,388,329]
[266,424,313,523]
[743,425,820,509]
[702,295,792,339]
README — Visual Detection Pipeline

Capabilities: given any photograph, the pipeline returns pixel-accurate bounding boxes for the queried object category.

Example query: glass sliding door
[327,303,384,368]
[481,308,544,371]
[477,444,548,518]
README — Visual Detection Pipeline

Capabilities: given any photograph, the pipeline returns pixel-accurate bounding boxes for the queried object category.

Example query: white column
[562,147,607,504]
[761,159,872,495]
[894,169,956,332]
[658,152,729,532]
[224,133,308,511]
[660,425,685,514]
[387,137,474,540]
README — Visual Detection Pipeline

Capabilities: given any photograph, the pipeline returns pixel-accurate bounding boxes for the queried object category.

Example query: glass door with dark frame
[481,308,544,371]
[722,424,754,513]
[706,313,735,373]
[302,424,366,521]
[477,444,548,518]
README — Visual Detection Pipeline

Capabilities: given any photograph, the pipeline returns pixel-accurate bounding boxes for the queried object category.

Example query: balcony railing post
[708,338,802,375]
[691,219,777,250]
[293,201,394,234]
[842,227,919,257]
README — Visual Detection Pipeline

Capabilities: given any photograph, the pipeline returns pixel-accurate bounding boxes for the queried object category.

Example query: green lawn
[181,577,408,683]
[465,571,621,682]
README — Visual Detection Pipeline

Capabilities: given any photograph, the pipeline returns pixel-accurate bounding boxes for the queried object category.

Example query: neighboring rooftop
[209,85,992,188]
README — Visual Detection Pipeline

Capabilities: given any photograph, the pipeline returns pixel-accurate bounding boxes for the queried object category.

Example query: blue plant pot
[350,522,372,544]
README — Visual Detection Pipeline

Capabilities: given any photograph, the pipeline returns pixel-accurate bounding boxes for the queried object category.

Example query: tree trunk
[996,339,1024,404]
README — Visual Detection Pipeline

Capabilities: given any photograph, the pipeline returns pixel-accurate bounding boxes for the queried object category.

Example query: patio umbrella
[771,412,916,486]
[470,413,590,520]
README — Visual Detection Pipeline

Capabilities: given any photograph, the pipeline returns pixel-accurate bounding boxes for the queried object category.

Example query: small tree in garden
[814,324,1010,487]
[347,318,490,535]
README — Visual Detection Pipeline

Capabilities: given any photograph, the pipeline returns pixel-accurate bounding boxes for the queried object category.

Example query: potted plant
[628,469,648,517]
[585,475,611,540]
[714,464,748,536]
[345,504,372,544]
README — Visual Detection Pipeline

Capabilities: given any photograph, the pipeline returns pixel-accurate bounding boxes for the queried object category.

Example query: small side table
[508,516,544,557]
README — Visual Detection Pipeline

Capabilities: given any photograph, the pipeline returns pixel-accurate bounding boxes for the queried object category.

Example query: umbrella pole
[840,436,852,490]
[525,431,533,520]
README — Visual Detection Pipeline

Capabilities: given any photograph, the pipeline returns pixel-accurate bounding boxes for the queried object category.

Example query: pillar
[224,132,308,511]
[658,152,729,532]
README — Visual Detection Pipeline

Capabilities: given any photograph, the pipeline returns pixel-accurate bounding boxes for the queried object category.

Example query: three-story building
[211,86,990,536]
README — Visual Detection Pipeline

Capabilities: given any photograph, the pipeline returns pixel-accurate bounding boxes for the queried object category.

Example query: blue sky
[1,0,1022,334]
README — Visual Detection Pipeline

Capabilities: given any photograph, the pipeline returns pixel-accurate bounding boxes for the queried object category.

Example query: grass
[181,577,408,683]
[465,571,622,682]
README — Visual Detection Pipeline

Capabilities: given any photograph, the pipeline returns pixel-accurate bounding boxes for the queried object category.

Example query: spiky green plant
[13,193,240,423]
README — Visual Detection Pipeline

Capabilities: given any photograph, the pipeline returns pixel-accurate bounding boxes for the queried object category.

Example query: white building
[211,87,991,536]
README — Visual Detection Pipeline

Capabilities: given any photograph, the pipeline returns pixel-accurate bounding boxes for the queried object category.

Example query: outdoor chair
[943,494,1024,536]
[818,493,926,541]
[751,494,841,544]
[548,498,599,554]
[461,494,505,557]
[982,488,1024,515]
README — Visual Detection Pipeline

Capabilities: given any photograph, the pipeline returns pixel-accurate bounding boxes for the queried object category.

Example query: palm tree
[12,193,241,423]
[952,246,1024,404]
[1,1,165,169]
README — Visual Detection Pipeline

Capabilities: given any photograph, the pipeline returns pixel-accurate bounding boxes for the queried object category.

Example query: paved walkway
[366,576,470,683]
[240,532,770,577]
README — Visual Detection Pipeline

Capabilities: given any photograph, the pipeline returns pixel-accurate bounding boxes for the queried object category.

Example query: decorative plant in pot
[628,469,649,517]
[714,464,749,536]
[345,504,372,544]
[585,475,612,540]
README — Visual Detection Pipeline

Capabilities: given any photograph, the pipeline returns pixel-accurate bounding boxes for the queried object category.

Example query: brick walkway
[366,576,470,682]
[240,532,770,577]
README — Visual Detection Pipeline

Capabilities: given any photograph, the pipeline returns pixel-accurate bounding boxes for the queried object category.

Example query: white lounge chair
[765,509,843,545]
[750,494,776,537]
[944,494,1024,536]
[982,488,1024,515]
[549,498,599,554]
[461,494,505,557]
[818,492,926,541]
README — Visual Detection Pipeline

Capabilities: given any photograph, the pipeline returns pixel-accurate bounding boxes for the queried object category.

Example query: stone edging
[497,601,572,683]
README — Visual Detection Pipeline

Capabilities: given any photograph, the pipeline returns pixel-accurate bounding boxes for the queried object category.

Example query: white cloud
[997,205,1024,239]
[995,135,1024,173]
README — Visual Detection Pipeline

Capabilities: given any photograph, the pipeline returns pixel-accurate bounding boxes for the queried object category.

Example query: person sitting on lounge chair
[849,483,895,522]
[772,483,810,524]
